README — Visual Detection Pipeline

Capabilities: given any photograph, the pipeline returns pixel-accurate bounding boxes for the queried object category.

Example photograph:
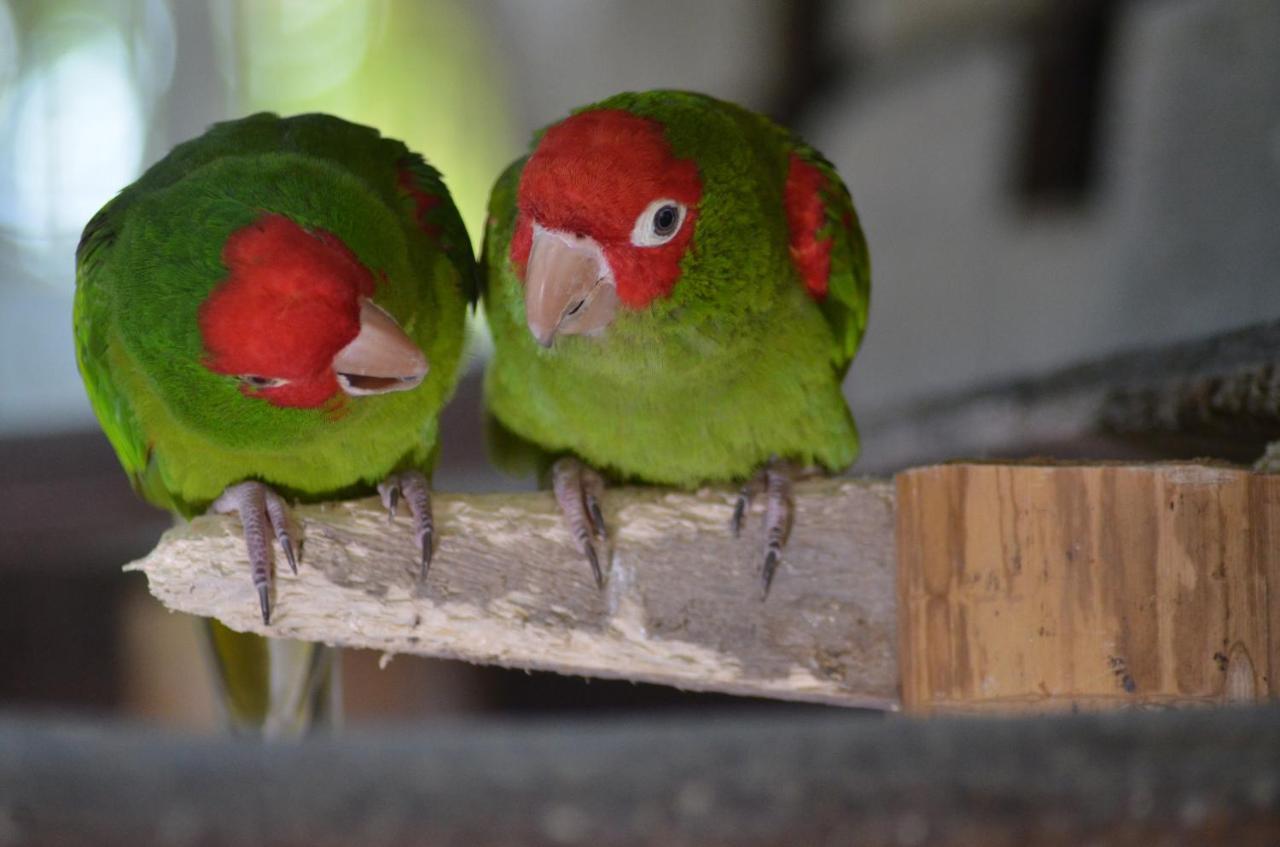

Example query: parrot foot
[211,481,298,625]
[730,459,797,600]
[551,457,609,589]
[378,471,434,580]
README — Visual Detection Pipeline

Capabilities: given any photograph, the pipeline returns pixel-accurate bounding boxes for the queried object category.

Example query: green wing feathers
[398,154,480,304]
[74,207,154,495]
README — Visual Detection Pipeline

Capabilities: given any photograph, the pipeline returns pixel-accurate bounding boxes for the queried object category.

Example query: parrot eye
[238,375,289,389]
[631,199,687,247]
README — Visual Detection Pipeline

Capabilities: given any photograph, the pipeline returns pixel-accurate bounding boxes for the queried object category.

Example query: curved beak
[524,226,619,348]
[332,300,428,396]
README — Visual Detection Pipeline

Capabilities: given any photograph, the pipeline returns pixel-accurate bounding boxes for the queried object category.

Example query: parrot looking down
[482,90,869,595]
[75,112,475,730]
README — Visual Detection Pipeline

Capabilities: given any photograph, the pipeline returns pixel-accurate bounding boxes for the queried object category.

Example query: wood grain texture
[897,462,1280,714]
[130,478,898,709]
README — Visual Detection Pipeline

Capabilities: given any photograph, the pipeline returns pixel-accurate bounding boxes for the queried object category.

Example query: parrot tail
[202,620,340,737]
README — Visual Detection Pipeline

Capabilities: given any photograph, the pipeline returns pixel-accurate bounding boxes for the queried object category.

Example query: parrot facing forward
[482,90,869,595]
[75,113,474,729]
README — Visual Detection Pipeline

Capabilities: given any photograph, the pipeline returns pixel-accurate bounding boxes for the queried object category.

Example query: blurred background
[0,0,1276,729]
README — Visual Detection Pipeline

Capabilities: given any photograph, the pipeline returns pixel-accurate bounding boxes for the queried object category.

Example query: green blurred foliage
[222,0,518,252]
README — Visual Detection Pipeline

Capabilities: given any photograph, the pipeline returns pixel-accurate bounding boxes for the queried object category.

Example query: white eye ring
[630,199,687,247]
[238,375,289,389]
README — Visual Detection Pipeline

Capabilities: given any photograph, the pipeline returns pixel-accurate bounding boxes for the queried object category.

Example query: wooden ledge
[129,462,1280,713]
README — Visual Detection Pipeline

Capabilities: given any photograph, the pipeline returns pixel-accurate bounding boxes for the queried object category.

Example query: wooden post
[896,462,1280,713]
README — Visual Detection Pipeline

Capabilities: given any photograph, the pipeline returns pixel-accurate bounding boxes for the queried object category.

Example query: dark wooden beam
[3,708,1278,845]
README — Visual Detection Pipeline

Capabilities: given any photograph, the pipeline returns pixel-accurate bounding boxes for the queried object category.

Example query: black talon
[281,537,298,575]
[258,584,272,625]
[730,472,767,538]
[761,549,780,600]
[386,486,400,521]
[586,544,603,589]
[730,494,748,536]
[587,495,607,540]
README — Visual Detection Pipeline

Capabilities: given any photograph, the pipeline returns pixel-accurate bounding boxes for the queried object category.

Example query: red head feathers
[198,214,376,409]
[511,109,702,308]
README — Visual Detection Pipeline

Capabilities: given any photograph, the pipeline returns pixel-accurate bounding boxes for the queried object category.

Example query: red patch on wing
[512,109,701,307]
[509,212,533,273]
[198,214,377,409]
[784,154,833,300]
[397,168,442,239]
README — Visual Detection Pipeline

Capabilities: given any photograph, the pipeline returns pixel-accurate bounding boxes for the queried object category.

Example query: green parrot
[482,90,869,595]
[75,112,475,731]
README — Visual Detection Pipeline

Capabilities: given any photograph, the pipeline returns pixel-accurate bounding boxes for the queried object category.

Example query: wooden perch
[131,461,1280,713]
[130,478,899,709]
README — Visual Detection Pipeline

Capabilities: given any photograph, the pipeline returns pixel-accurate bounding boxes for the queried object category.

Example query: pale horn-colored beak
[332,299,428,396]
[524,226,619,348]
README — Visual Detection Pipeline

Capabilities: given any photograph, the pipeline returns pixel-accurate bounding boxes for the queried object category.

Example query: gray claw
[732,462,794,601]
[761,549,780,600]
[759,464,794,601]
[380,472,434,581]
[587,495,607,540]
[581,467,609,541]
[586,544,603,589]
[553,457,609,589]
[730,495,748,537]
[213,480,297,623]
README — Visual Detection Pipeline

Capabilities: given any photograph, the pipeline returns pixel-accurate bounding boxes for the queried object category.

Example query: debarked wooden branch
[129,478,900,709]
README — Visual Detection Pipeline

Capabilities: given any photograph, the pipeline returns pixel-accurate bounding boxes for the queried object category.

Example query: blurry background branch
[860,318,1280,474]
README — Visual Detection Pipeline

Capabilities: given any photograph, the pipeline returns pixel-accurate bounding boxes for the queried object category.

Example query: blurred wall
[823,0,1280,435]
